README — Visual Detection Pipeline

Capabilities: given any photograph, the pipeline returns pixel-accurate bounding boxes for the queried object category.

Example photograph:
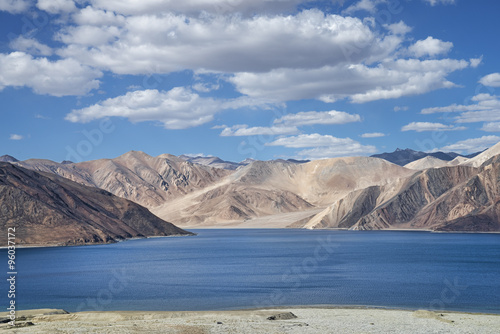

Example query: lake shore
[2,307,499,333]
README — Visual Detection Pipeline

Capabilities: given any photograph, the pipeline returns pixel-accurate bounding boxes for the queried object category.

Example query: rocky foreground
[1,308,499,333]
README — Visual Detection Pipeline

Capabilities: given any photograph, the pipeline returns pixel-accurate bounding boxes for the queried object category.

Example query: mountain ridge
[0,162,193,247]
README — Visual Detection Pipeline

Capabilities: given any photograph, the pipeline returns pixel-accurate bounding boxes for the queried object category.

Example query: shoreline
[2,227,499,249]
[2,306,499,333]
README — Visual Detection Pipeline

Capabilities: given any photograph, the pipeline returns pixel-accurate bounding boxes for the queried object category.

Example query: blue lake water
[3,229,500,313]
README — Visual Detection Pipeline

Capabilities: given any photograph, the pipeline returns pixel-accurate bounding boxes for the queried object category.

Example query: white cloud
[423,0,456,5]
[220,125,299,137]
[422,94,500,124]
[274,110,361,127]
[361,132,386,138]
[9,134,24,140]
[394,106,409,112]
[0,52,102,96]
[66,88,224,129]
[266,134,376,159]
[401,122,466,132]
[384,21,412,36]
[479,73,500,87]
[57,10,388,75]
[481,122,500,132]
[470,56,483,68]
[73,6,126,26]
[441,136,500,154]
[408,37,453,58]
[88,0,313,16]
[343,0,385,15]
[231,59,471,103]
[192,83,220,93]
[37,0,76,14]
[9,37,52,56]
[0,0,31,13]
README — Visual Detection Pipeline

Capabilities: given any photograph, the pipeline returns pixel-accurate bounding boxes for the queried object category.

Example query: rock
[267,312,297,320]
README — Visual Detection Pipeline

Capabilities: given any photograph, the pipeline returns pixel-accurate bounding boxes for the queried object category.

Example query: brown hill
[152,157,413,227]
[15,151,231,208]
[0,163,193,247]
[302,155,500,232]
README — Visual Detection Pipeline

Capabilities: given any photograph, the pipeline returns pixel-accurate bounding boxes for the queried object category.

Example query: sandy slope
[404,156,448,170]
[462,142,500,167]
[2,308,499,334]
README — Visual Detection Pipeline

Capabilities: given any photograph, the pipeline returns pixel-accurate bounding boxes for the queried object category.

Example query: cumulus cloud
[384,21,412,36]
[361,132,386,138]
[274,110,361,127]
[231,59,471,103]
[0,0,31,13]
[37,0,76,14]
[479,73,500,87]
[266,134,377,159]
[441,136,500,154]
[401,122,466,132]
[0,52,102,96]
[9,37,52,56]
[9,134,24,140]
[422,94,500,124]
[481,122,500,132]
[408,37,453,58]
[192,83,220,93]
[66,88,226,129]
[220,125,299,137]
[88,0,314,15]
[57,10,386,75]
[343,0,385,15]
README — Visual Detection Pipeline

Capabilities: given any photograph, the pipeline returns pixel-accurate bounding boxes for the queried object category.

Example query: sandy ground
[1,307,499,333]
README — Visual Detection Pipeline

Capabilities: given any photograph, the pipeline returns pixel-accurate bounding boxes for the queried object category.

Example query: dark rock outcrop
[0,163,193,246]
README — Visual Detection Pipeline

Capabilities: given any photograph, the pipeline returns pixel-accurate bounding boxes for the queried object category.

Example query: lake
[4,229,500,313]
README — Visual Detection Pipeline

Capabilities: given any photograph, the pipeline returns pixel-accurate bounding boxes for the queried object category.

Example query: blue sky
[1,0,500,163]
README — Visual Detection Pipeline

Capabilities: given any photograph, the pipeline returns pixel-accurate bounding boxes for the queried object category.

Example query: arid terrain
[4,142,500,245]
[1,308,499,334]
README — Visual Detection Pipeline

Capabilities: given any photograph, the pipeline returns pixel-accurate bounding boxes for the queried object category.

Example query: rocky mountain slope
[0,155,18,163]
[404,156,449,170]
[0,163,192,246]
[152,157,413,226]
[371,148,481,166]
[5,143,500,232]
[301,152,500,232]
[461,141,500,167]
[178,155,247,170]
[15,151,231,208]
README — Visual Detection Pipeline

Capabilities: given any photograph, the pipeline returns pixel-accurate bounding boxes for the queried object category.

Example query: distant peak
[0,155,19,163]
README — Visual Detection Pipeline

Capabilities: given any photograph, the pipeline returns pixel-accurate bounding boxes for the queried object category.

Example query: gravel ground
[1,308,499,333]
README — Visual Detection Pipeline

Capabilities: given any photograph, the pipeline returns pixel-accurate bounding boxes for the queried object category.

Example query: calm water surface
[3,229,500,313]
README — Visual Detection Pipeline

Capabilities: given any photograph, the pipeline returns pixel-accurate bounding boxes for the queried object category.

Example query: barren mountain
[404,156,448,170]
[372,148,481,166]
[178,155,246,170]
[15,151,231,208]
[0,163,192,247]
[461,142,500,167]
[301,154,500,232]
[9,147,500,232]
[152,157,413,227]
[0,155,18,163]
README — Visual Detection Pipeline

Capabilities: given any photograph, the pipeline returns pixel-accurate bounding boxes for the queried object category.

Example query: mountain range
[0,162,193,247]
[2,143,500,242]
[370,148,483,166]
